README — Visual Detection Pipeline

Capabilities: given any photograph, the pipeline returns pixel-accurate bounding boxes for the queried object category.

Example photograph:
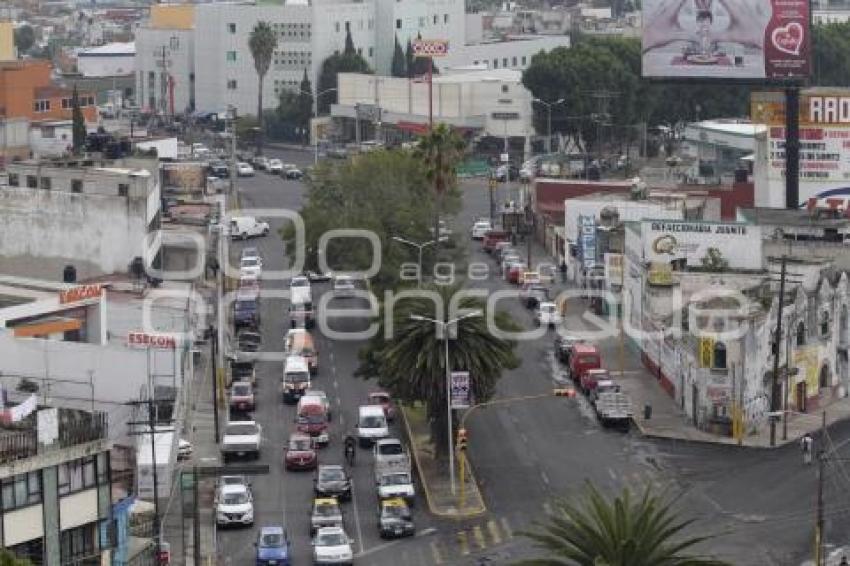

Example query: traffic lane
[261,146,315,169]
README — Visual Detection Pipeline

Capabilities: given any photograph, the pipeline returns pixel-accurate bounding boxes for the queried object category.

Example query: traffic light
[456,428,468,451]
[553,388,576,397]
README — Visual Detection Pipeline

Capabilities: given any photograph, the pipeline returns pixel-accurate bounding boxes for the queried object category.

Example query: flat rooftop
[739,207,850,228]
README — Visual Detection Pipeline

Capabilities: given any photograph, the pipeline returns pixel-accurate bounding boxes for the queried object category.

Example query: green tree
[71,86,86,155]
[248,21,278,156]
[414,124,466,253]
[391,36,407,78]
[0,549,34,566]
[14,25,35,55]
[516,483,729,566]
[344,28,356,57]
[812,22,850,86]
[356,284,519,452]
[297,69,314,143]
[316,50,371,115]
[405,39,415,78]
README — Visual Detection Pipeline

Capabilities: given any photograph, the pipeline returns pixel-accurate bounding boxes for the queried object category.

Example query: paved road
[210,154,850,565]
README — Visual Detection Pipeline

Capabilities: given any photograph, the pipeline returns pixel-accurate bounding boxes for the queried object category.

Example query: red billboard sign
[59,284,103,304]
[128,331,178,349]
[642,0,810,80]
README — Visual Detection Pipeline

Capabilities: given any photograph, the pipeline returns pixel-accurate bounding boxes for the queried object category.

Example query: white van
[230,216,270,240]
[357,405,389,447]
[282,355,311,404]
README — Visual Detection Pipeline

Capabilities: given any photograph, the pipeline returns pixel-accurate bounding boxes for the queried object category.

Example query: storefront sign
[59,284,103,304]
[604,253,623,284]
[128,331,178,349]
[412,39,449,57]
[450,371,471,410]
[642,220,762,269]
[578,215,597,269]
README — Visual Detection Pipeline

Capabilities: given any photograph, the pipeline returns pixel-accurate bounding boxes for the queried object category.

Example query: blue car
[256,525,291,565]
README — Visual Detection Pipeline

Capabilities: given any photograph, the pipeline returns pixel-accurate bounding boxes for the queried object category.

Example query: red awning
[396,121,430,134]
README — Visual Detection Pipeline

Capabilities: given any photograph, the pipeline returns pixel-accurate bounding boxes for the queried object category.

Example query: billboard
[752,89,850,206]
[642,0,810,80]
[642,220,763,269]
[578,215,597,269]
[450,371,471,410]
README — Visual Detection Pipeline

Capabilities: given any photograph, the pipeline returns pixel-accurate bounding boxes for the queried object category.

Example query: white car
[267,158,284,174]
[220,420,263,461]
[230,216,270,239]
[215,484,254,527]
[312,526,354,565]
[236,162,255,177]
[283,164,304,179]
[240,257,262,279]
[535,302,562,328]
[177,438,193,460]
[241,246,262,265]
[333,275,356,298]
[470,220,492,240]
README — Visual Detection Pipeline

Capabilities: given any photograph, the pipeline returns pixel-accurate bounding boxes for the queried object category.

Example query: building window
[62,97,72,109]
[396,18,403,29]
[41,177,51,190]
[503,57,508,67]
[8,173,18,186]
[26,175,37,188]
[821,311,830,337]
[433,15,438,24]
[493,59,498,68]
[521,55,527,66]
[345,21,350,32]
[444,13,449,23]
[419,16,426,26]
[71,179,83,193]
[1,472,42,510]
[796,321,806,346]
[502,85,509,93]
[368,47,374,57]
[33,99,50,113]
[228,23,236,33]
[118,183,129,197]
[60,523,97,563]
[357,47,362,55]
[58,456,98,495]
[335,22,340,33]
[227,79,238,90]
[712,342,727,370]
[226,51,237,62]
[512,56,517,66]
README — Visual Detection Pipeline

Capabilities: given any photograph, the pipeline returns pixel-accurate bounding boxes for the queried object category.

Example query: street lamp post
[410,311,483,496]
[392,236,444,288]
[302,87,337,164]
[532,98,565,155]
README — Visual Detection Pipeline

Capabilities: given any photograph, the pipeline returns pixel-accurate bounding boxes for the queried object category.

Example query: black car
[554,335,583,364]
[209,161,229,178]
[236,330,262,352]
[377,498,415,539]
[313,465,352,501]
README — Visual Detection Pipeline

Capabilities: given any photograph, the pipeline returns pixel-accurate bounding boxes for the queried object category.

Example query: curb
[399,405,487,520]
[631,416,793,451]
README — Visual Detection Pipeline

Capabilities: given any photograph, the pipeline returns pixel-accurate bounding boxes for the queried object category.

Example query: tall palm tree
[356,284,519,454]
[248,21,277,156]
[414,124,466,252]
[517,483,730,566]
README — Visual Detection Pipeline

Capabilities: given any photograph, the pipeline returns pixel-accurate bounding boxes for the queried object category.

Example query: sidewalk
[400,404,487,519]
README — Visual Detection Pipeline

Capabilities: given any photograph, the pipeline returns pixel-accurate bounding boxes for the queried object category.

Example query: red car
[507,262,527,284]
[368,391,396,422]
[229,381,255,411]
[284,432,318,471]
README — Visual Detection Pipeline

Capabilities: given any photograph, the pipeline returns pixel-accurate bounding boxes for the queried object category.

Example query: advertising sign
[59,284,103,304]
[578,215,597,269]
[450,371,471,410]
[752,89,850,206]
[642,220,762,269]
[412,39,449,58]
[604,253,624,284]
[642,0,810,80]
[128,331,179,349]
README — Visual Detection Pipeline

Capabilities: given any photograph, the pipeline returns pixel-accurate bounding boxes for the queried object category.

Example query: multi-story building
[0,60,98,123]
[0,407,112,564]
[0,157,162,277]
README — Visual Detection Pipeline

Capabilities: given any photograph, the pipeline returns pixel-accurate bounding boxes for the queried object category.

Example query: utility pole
[210,327,219,442]
[770,256,787,447]
[815,410,826,566]
[228,105,237,197]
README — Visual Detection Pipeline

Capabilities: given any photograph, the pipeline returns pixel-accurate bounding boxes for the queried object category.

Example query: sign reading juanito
[642,221,762,269]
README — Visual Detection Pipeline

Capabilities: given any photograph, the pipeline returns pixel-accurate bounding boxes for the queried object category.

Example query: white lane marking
[350,475,366,555]
[540,470,550,486]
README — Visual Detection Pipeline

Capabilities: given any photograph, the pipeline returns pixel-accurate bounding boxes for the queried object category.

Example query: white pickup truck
[376,470,415,503]
[372,438,411,480]
[594,392,633,430]
[221,420,263,462]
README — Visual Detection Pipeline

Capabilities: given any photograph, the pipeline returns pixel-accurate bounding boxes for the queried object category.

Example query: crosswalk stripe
[500,516,514,539]
[472,525,487,550]
[457,531,470,555]
[430,541,443,564]
[487,520,503,545]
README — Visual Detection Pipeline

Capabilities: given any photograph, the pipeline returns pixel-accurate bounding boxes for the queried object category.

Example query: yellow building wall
[0,21,15,62]
[150,5,195,30]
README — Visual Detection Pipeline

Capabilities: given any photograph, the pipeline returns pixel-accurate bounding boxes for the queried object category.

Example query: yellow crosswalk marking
[500,516,513,539]
[487,520,503,545]
[472,525,486,550]
[430,541,443,564]
[457,531,470,555]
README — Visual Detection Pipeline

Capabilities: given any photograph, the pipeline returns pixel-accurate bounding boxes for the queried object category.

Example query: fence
[0,409,108,465]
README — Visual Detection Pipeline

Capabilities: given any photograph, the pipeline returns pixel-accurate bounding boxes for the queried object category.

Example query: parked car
[555,334,584,364]
[312,526,354,565]
[236,162,255,177]
[580,368,611,396]
[267,158,284,174]
[229,381,256,411]
[568,343,602,382]
[367,391,396,422]
[483,230,511,253]
[327,146,348,159]
[305,270,332,282]
[377,498,414,539]
[252,156,269,170]
[255,525,291,566]
[589,379,621,404]
[314,465,352,501]
[535,302,562,328]
[506,261,528,284]
[310,497,343,535]
[215,484,254,527]
[520,284,549,309]
[333,275,356,298]
[230,216,270,240]
[470,220,493,240]
[283,164,303,179]
[284,432,318,471]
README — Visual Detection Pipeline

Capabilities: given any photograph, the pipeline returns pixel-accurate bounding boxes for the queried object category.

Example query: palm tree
[516,483,730,566]
[414,123,466,253]
[356,284,519,453]
[248,21,278,156]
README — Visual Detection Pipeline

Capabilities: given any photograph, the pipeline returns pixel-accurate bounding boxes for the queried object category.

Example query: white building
[440,34,570,72]
[29,120,74,158]
[135,24,195,114]
[813,9,850,25]
[0,158,162,277]
[76,42,135,77]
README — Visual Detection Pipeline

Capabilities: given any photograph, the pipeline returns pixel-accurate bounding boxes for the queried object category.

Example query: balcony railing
[0,409,108,465]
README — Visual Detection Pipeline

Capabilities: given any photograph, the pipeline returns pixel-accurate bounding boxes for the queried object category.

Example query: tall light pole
[410,311,482,496]
[305,87,337,164]
[392,236,444,288]
[532,98,565,155]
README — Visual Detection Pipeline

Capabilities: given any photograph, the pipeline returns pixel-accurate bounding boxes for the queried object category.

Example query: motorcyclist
[344,434,356,466]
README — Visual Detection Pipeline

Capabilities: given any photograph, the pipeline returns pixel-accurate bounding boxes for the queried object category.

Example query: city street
[212,148,850,565]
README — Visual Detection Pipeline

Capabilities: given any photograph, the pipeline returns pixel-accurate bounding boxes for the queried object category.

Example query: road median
[400,403,487,519]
